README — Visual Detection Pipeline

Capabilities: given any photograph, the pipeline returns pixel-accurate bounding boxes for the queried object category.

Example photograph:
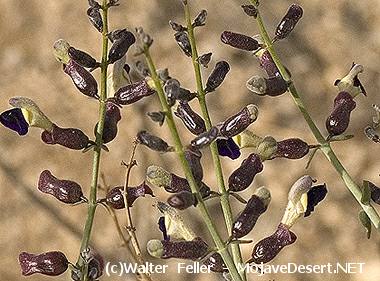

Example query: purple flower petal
[217,138,241,159]
[158,216,169,241]
[0,108,29,135]
[305,184,328,217]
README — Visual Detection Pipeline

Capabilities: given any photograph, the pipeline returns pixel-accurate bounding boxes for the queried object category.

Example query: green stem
[183,3,245,279]
[76,0,109,278]
[251,1,380,229]
[143,47,243,281]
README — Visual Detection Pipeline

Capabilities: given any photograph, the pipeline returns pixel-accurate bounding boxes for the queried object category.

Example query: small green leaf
[361,181,371,205]
[358,210,371,239]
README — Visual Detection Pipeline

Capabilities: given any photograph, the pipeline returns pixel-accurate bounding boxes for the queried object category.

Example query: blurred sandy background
[0,0,380,280]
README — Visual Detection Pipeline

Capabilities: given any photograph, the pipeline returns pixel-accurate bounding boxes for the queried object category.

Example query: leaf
[361,180,371,205]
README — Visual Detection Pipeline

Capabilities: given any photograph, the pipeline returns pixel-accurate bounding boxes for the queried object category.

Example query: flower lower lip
[0,108,29,136]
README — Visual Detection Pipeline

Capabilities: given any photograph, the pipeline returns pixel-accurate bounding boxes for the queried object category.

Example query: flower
[0,97,53,135]
[217,138,241,159]
[19,251,69,276]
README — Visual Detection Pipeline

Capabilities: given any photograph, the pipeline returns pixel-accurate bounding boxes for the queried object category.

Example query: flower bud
[95,101,121,143]
[108,31,136,64]
[190,126,219,149]
[169,20,186,32]
[9,97,53,132]
[41,124,91,150]
[174,31,192,57]
[68,47,99,69]
[135,27,153,48]
[255,49,280,77]
[246,75,288,96]
[157,201,197,241]
[164,79,181,106]
[219,104,259,138]
[185,149,203,183]
[53,39,70,64]
[241,5,258,17]
[137,130,173,152]
[203,253,228,273]
[147,111,165,126]
[274,4,303,41]
[275,138,310,159]
[168,191,196,210]
[112,79,156,106]
[233,130,263,149]
[135,60,150,77]
[38,170,84,204]
[197,52,212,68]
[175,102,206,135]
[221,31,259,51]
[334,63,366,96]
[204,61,230,93]
[19,251,69,276]
[228,153,263,192]
[193,9,207,27]
[87,6,103,32]
[232,187,271,238]
[88,0,101,9]
[147,238,208,260]
[325,92,356,136]
[64,59,99,99]
[256,136,278,160]
[217,138,241,159]
[105,182,154,209]
[108,28,131,42]
[249,223,297,264]
[364,126,380,143]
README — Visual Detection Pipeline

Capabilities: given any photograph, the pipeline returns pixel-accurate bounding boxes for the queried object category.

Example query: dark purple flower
[204,61,230,93]
[221,31,259,51]
[41,124,91,150]
[38,170,84,204]
[105,182,154,209]
[232,187,271,238]
[63,59,99,99]
[217,138,241,159]
[0,108,29,135]
[147,238,209,260]
[228,153,263,192]
[19,251,68,276]
[112,79,156,106]
[249,223,297,264]
[94,101,121,143]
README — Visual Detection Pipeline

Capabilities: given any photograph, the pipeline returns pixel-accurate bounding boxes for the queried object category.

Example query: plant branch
[122,140,144,263]
[76,0,109,278]
[143,46,243,281]
[183,3,246,279]
[250,0,380,229]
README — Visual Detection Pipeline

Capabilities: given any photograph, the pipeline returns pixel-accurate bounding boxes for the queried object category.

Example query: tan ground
[0,0,379,280]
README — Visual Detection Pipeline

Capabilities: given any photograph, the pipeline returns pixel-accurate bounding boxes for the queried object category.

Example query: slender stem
[76,0,109,278]
[183,3,245,279]
[250,1,380,229]
[122,140,144,262]
[143,47,243,281]
[104,204,150,281]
